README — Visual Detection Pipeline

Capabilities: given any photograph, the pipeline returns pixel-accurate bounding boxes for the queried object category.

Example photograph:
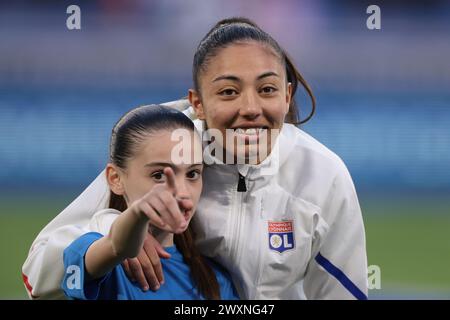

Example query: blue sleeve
[61,232,113,300]
[210,261,240,300]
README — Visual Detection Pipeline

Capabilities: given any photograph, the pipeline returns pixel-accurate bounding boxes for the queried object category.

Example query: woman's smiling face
[189,41,292,163]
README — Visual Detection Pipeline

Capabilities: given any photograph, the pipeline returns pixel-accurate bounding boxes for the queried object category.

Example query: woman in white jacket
[22,17,368,300]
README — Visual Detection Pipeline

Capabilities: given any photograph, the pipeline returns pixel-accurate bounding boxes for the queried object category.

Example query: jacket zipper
[237,173,247,192]
[231,173,246,265]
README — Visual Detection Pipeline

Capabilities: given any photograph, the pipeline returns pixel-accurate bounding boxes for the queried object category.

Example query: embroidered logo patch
[268,221,295,253]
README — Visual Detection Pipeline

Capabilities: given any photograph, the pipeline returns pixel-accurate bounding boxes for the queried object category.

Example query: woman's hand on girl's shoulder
[121,233,171,292]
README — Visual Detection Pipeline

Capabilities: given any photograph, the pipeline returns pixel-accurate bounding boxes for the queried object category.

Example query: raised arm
[83,167,186,279]
[22,100,194,299]
[83,205,150,279]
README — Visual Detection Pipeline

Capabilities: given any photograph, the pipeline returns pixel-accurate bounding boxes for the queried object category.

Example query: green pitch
[0,195,449,299]
[363,197,450,298]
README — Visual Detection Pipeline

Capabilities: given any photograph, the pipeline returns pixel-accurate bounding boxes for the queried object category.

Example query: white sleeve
[21,170,110,299]
[161,100,200,122]
[88,208,121,236]
[161,99,191,112]
[303,162,368,300]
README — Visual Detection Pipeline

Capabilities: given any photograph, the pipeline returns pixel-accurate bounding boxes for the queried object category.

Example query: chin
[235,148,265,165]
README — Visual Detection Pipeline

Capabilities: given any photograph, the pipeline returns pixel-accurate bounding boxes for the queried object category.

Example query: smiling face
[108,129,203,228]
[189,41,292,163]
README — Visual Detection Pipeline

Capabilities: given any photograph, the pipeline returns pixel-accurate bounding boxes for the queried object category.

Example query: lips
[183,209,192,221]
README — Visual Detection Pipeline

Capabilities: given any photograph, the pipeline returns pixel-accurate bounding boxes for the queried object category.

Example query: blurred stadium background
[1,0,449,299]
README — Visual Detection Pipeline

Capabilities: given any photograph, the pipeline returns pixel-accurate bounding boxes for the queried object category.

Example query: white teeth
[234,127,263,135]
[257,128,266,134]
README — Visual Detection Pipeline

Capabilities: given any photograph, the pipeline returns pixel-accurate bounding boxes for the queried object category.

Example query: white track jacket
[22,100,368,300]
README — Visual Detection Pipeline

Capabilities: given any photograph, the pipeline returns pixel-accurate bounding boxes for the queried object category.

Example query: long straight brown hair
[108,105,221,299]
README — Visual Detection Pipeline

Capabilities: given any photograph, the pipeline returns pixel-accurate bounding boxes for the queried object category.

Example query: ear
[188,89,206,120]
[285,82,293,113]
[106,163,125,196]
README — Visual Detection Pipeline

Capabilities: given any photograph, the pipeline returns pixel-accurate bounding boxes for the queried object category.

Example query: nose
[174,177,194,212]
[174,176,190,201]
[239,91,262,120]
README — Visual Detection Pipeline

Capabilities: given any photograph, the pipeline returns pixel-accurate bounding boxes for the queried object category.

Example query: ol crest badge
[268,221,295,253]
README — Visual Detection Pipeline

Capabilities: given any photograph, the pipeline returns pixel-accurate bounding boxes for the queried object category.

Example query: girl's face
[110,129,203,226]
[190,41,292,162]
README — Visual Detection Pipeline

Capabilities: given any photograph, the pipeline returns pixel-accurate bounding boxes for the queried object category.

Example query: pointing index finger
[164,167,177,195]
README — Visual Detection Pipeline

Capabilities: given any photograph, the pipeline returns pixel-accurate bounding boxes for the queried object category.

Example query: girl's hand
[130,167,188,234]
[121,167,191,291]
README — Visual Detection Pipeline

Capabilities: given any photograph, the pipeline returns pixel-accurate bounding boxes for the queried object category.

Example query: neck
[149,226,174,247]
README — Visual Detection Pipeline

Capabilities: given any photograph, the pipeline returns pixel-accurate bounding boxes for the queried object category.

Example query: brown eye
[219,89,238,96]
[260,86,277,94]
[186,170,201,180]
[151,171,166,182]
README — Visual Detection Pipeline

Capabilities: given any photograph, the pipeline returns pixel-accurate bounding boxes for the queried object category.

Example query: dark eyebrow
[212,72,279,83]
[144,162,175,169]
[144,162,203,169]
[212,75,241,83]
[257,71,279,80]
[189,163,204,168]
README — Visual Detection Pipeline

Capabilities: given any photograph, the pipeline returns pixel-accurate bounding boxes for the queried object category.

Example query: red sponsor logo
[268,221,293,233]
